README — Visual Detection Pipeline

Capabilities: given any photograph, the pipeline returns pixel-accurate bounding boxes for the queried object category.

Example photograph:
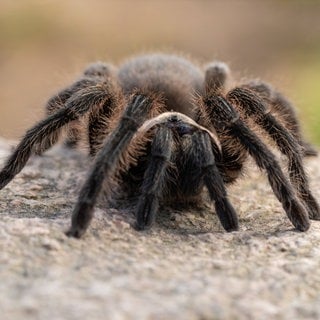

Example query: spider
[0,53,319,238]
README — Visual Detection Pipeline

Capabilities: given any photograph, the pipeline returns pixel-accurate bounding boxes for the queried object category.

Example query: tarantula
[0,53,319,238]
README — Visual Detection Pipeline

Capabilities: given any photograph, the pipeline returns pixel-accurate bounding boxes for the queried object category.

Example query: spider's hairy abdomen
[118,54,204,118]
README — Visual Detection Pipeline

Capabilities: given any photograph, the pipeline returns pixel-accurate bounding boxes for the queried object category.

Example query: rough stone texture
[0,138,320,320]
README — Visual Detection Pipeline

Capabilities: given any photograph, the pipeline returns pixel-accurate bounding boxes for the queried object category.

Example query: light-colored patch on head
[136,112,221,151]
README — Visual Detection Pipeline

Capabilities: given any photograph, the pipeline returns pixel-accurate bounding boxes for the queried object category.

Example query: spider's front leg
[202,95,310,231]
[66,93,156,238]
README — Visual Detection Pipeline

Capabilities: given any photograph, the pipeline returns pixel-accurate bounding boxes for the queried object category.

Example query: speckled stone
[0,138,320,320]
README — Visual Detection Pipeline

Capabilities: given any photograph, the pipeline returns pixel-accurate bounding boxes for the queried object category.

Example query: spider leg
[192,131,239,231]
[45,62,115,151]
[199,62,249,185]
[66,93,155,238]
[45,78,100,150]
[227,88,320,220]
[244,80,317,156]
[134,126,172,230]
[0,83,114,190]
[202,95,310,231]
[87,91,121,157]
[204,61,230,94]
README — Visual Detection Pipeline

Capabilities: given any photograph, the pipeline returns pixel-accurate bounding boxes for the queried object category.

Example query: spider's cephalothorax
[0,53,319,238]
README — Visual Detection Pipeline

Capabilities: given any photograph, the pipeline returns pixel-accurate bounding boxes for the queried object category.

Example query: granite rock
[0,138,320,320]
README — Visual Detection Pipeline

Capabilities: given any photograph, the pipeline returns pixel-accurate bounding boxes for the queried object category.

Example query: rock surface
[0,138,320,320]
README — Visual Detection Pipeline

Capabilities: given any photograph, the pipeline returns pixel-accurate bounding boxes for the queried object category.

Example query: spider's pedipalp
[203,94,310,231]
[134,126,173,230]
[228,87,320,220]
[193,131,239,231]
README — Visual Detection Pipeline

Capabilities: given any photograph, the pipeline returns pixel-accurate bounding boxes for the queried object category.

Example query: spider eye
[176,124,195,135]
[169,114,179,122]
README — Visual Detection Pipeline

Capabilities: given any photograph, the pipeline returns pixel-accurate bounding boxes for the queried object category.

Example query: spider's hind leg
[134,126,173,230]
[245,80,317,157]
[0,81,116,190]
[227,87,320,220]
[45,62,116,152]
[45,82,82,151]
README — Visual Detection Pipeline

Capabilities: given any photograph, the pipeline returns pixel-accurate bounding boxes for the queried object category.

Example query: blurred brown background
[0,0,319,144]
